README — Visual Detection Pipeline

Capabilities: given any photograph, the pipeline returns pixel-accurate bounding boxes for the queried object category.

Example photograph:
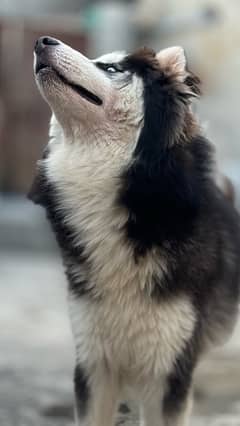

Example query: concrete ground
[1,251,240,426]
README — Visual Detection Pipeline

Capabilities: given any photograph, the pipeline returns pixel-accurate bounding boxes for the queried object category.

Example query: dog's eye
[106,65,119,74]
[96,62,124,74]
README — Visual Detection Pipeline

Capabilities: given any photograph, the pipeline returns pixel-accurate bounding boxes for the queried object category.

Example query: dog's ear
[156,46,187,81]
[156,46,201,97]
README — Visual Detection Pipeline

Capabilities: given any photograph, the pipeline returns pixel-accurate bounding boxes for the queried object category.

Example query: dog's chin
[35,75,105,137]
[35,66,103,107]
[35,66,59,93]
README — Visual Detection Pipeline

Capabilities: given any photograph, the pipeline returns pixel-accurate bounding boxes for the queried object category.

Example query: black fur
[163,344,196,419]
[119,48,240,380]
[65,266,90,297]
[74,365,89,417]
[149,186,240,301]
[28,170,81,258]
[119,50,240,262]
[120,136,214,256]
[118,49,212,256]
[28,161,90,297]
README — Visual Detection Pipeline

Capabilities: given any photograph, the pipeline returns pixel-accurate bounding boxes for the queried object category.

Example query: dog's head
[34,37,200,148]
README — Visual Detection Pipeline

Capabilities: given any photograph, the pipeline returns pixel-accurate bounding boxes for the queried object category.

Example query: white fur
[36,40,197,425]
[93,51,126,64]
[69,293,195,379]
[46,132,196,383]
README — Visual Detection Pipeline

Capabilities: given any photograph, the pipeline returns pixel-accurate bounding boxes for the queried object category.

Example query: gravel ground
[1,251,240,426]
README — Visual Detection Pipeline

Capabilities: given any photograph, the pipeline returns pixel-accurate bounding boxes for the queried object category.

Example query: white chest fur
[46,140,196,380]
[69,292,195,380]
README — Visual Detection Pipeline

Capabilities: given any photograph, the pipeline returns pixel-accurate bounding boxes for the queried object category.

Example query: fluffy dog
[30,36,240,426]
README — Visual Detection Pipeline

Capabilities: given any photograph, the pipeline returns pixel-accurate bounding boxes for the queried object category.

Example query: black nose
[34,36,59,54]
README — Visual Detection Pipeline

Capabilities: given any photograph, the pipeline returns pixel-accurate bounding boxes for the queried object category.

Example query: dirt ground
[1,252,240,426]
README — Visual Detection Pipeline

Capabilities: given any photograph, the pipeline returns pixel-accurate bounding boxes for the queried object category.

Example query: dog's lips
[35,63,103,107]
[35,61,49,74]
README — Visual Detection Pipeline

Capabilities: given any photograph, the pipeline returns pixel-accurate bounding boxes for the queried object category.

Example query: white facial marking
[94,51,127,64]
[34,41,144,137]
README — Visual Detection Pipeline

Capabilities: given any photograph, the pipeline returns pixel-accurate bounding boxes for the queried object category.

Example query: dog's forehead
[94,51,127,64]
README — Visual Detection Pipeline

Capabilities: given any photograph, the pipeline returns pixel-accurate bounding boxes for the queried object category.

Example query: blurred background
[0,1,240,425]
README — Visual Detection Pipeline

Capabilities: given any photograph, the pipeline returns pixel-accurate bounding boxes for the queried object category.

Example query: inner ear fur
[156,46,187,81]
[156,46,201,96]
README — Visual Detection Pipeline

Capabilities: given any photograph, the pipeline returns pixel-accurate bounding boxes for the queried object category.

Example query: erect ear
[156,46,187,81]
[156,46,201,97]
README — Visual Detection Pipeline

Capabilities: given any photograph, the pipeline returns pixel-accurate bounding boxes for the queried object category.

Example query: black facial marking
[121,47,157,78]
[74,365,90,417]
[121,47,195,151]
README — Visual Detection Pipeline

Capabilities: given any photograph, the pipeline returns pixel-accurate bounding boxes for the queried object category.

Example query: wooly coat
[30,36,240,426]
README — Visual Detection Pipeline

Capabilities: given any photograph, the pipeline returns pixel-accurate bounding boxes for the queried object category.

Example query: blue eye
[95,62,125,74]
[106,65,118,73]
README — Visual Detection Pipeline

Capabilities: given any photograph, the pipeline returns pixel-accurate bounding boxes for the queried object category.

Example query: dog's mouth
[36,63,103,106]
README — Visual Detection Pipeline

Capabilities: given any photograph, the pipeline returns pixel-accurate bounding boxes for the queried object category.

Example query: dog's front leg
[163,389,193,426]
[74,363,119,426]
[162,375,193,426]
[140,392,165,426]
[141,387,193,426]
